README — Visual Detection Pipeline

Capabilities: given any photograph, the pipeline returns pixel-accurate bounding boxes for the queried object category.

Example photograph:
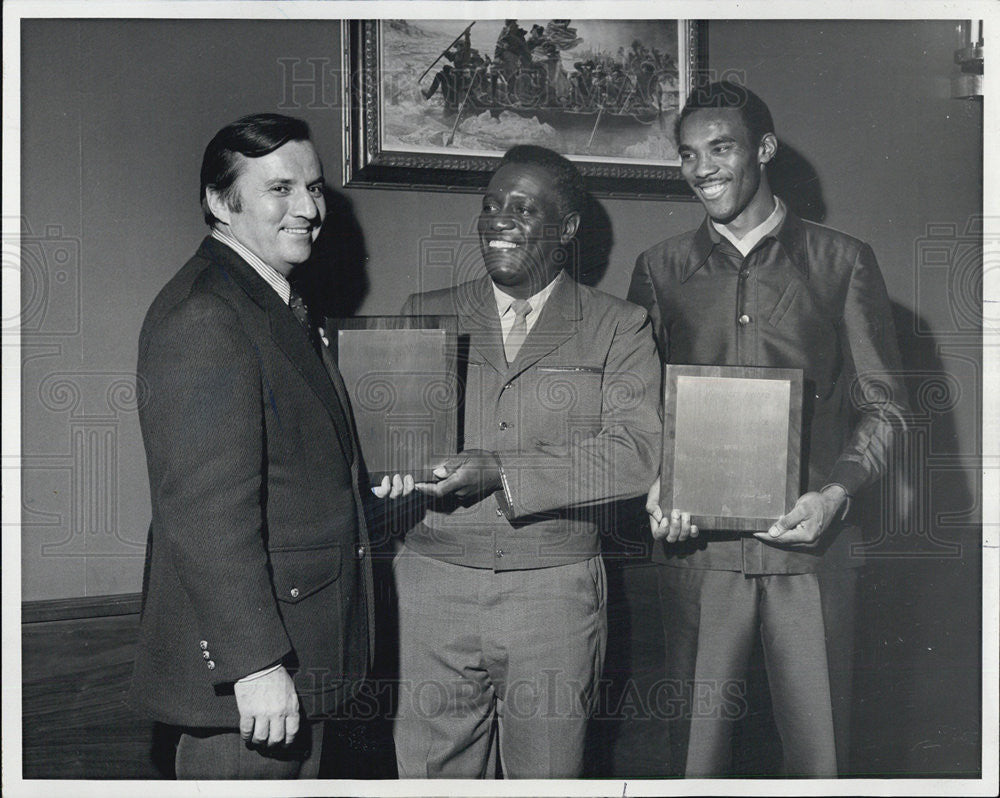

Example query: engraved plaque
[661,365,803,531]
[329,316,458,483]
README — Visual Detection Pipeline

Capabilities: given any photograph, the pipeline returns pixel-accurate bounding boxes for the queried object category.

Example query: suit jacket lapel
[506,271,581,377]
[460,275,508,375]
[202,238,355,462]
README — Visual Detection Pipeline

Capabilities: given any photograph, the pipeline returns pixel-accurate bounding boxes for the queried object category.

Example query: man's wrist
[820,483,851,520]
[236,662,283,684]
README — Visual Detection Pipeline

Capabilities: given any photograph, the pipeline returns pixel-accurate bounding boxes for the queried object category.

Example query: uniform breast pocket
[767,282,801,328]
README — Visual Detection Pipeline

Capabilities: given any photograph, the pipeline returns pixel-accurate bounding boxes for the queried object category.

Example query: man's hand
[414,450,502,502]
[754,485,847,546]
[233,665,299,748]
[646,479,699,543]
[372,473,415,499]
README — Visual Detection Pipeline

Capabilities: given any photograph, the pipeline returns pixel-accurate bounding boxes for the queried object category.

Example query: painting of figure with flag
[344,19,701,197]
[379,19,694,164]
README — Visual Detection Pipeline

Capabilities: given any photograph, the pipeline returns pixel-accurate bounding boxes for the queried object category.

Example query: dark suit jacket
[401,272,661,570]
[628,209,909,574]
[129,236,373,727]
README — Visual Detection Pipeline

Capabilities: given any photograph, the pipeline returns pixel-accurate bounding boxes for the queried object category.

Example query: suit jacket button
[290,587,300,598]
[206,660,216,670]
[357,545,366,558]
[199,640,208,651]
[202,651,211,660]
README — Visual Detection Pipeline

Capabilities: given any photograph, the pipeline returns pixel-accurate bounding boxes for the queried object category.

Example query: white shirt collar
[712,196,786,258]
[211,227,292,305]
[492,270,563,320]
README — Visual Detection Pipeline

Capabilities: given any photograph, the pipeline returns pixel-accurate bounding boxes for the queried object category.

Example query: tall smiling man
[628,82,909,777]
[394,145,661,778]
[129,114,405,779]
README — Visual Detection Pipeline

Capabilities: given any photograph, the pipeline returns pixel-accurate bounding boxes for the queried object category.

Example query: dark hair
[498,144,587,218]
[200,113,312,226]
[674,80,775,147]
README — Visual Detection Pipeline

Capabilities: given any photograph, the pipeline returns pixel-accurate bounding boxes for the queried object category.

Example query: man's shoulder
[796,216,869,256]
[402,278,488,314]
[635,225,701,267]
[141,239,243,340]
[574,281,647,321]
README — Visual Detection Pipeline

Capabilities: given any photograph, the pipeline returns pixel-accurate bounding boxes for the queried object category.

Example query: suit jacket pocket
[767,282,801,328]
[271,545,343,604]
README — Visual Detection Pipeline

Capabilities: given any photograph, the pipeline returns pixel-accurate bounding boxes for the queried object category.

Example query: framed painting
[660,365,804,532]
[342,19,704,199]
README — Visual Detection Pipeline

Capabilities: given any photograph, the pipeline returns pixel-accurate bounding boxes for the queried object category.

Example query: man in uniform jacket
[129,113,406,778]
[393,145,661,778]
[628,82,909,777]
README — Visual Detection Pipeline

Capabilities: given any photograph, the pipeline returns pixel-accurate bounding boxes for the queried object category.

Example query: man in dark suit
[628,82,909,776]
[394,145,661,778]
[129,113,408,778]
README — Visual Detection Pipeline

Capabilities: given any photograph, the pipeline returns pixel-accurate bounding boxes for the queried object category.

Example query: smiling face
[478,162,579,299]
[207,139,326,276]
[678,108,777,233]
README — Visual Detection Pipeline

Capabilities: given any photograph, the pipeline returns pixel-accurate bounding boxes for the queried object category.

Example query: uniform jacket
[627,209,909,574]
[401,272,661,570]
[129,236,373,727]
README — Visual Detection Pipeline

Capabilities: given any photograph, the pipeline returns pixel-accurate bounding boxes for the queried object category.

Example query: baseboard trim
[22,592,143,625]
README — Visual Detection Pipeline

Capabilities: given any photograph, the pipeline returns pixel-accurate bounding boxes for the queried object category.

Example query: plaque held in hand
[328,315,459,484]
[660,364,803,532]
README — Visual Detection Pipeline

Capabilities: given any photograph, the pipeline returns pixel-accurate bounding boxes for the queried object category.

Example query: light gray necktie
[504,299,532,365]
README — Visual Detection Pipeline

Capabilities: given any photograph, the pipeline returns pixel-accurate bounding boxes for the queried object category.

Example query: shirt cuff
[494,452,514,518]
[235,662,283,684]
[820,482,852,521]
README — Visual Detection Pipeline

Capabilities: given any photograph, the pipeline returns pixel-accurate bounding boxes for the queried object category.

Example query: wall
[20,17,982,602]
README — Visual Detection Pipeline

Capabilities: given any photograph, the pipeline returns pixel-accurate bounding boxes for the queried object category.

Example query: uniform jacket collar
[681,204,811,283]
[461,271,583,377]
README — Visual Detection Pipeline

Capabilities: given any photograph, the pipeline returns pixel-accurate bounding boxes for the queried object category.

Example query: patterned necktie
[504,299,532,365]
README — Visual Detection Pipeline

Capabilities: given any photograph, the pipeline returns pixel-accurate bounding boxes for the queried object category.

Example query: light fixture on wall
[952,20,983,99]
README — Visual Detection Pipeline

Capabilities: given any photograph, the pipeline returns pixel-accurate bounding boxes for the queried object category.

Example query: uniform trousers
[392,544,607,778]
[657,565,858,777]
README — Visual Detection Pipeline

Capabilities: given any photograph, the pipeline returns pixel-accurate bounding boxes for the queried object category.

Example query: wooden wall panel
[21,606,169,779]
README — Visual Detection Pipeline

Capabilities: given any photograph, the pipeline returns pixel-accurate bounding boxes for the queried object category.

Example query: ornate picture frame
[342,19,704,200]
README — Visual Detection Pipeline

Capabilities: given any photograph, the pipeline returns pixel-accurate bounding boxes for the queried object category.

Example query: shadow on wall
[292,187,370,319]
[769,141,826,223]
[577,193,614,287]
[850,300,981,776]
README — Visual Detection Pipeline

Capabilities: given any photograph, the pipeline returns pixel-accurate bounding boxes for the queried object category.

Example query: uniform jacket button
[290,587,300,598]
[206,660,216,670]
[738,314,751,325]
[495,548,504,558]
[199,640,208,650]
[496,507,504,517]
[357,545,366,558]
[202,651,211,660]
